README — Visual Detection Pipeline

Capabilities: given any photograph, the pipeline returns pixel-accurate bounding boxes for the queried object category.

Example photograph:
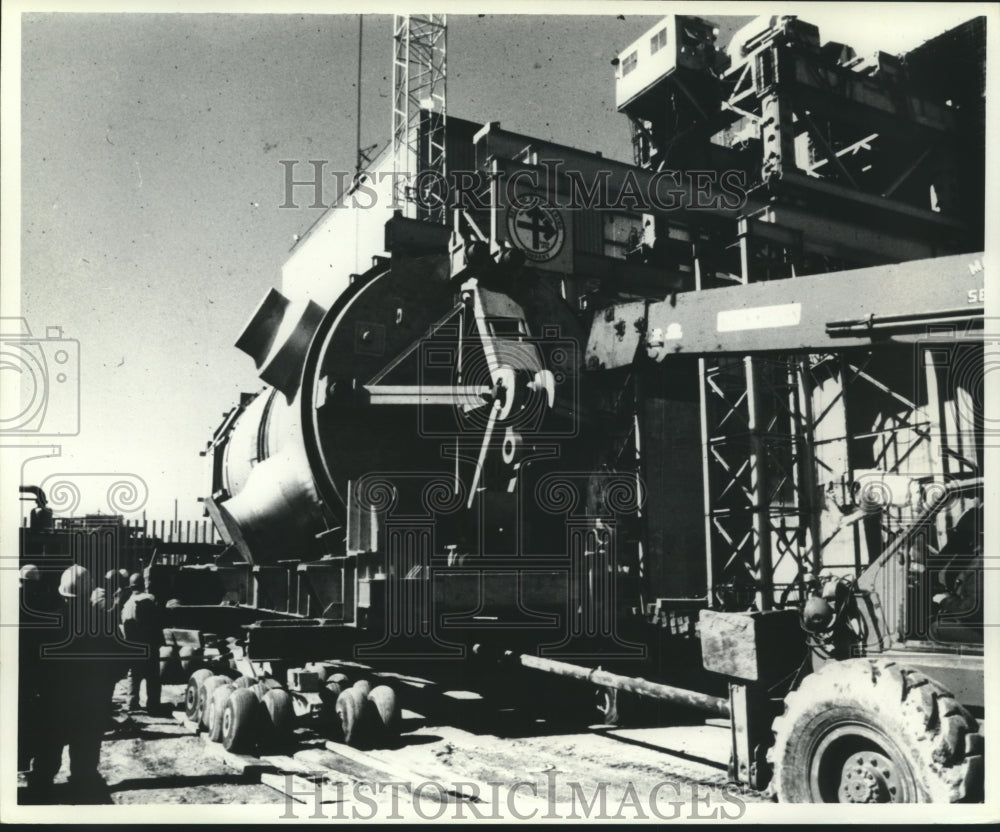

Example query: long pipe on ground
[510,652,731,718]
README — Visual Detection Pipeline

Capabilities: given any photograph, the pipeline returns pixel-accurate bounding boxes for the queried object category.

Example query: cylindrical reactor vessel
[204,254,587,564]
[208,386,327,562]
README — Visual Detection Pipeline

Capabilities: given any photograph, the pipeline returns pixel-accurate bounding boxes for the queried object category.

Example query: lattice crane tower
[391,14,447,223]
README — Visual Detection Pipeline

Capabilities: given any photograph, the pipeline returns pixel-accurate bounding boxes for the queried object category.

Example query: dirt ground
[17,680,283,806]
[16,673,771,818]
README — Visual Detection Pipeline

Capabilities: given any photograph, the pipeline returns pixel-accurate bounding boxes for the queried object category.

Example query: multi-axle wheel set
[180,662,401,754]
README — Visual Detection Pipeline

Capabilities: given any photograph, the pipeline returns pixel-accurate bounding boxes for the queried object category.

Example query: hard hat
[118,568,129,582]
[20,564,41,583]
[59,565,92,598]
[128,572,144,590]
[91,587,107,607]
[105,568,118,582]
[802,595,835,632]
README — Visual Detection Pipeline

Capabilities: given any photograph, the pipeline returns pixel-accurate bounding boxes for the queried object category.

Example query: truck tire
[353,679,371,697]
[336,687,367,747]
[232,675,256,690]
[268,661,288,687]
[248,679,281,702]
[772,659,983,803]
[259,688,294,752]
[198,675,232,729]
[312,663,335,684]
[368,685,401,737]
[317,682,343,740]
[222,688,259,754]
[185,669,214,720]
[206,683,235,742]
[252,678,283,701]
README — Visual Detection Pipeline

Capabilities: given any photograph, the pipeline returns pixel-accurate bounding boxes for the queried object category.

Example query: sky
[3,3,983,525]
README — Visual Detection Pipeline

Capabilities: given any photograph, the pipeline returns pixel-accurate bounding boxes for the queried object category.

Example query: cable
[355,15,364,176]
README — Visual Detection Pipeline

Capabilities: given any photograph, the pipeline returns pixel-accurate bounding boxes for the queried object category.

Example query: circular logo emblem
[506,204,565,263]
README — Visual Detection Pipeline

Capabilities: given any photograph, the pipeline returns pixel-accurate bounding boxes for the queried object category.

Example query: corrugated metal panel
[573,209,605,256]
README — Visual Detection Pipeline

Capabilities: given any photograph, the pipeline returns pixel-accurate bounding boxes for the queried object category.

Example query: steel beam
[746,205,942,265]
[362,384,490,407]
[591,252,988,367]
[770,170,967,234]
[784,48,956,137]
[513,652,731,717]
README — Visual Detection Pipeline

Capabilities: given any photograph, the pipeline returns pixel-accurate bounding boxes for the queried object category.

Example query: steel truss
[391,14,447,223]
[612,17,984,612]
[699,334,983,612]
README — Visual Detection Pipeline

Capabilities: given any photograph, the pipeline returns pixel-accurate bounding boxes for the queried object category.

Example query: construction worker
[18,565,52,772]
[23,565,126,804]
[120,572,163,713]
[106,567,131,613]
[19,563,46,610]
[103,569,118,612]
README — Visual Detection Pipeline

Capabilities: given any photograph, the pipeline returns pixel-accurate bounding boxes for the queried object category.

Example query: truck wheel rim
[838,750,902,803]
[808,722,915,803]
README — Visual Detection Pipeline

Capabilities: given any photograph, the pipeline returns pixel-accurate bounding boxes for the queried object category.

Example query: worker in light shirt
[24,565,128,804]
[120,572,164,714]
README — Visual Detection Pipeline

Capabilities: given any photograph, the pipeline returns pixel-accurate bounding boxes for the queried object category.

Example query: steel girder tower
[613,15,983,612]
[391,14,447,223]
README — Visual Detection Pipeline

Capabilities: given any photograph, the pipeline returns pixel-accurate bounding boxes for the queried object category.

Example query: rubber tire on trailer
[252,679,281,701]
[232,676,256,690]
[318,683,344,739]
[206,682,235,743]
[198,675,232,729]
[259,689,295,752]
[222,688,260,754]
[368,685,401,737]
[313,663,337,684]
[317,682,341,731]
[185,668,215,720]
[335,687,368,747]
[772,658,984,803]
[251,678,283,700]
[352,679,371,697]
[268,661,289,688]
[328,672,350,687]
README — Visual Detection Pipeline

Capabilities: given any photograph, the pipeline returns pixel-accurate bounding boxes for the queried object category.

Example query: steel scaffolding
[391,14,447,223]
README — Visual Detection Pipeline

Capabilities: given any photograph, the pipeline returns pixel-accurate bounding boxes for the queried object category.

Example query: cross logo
[506,204,566,262]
